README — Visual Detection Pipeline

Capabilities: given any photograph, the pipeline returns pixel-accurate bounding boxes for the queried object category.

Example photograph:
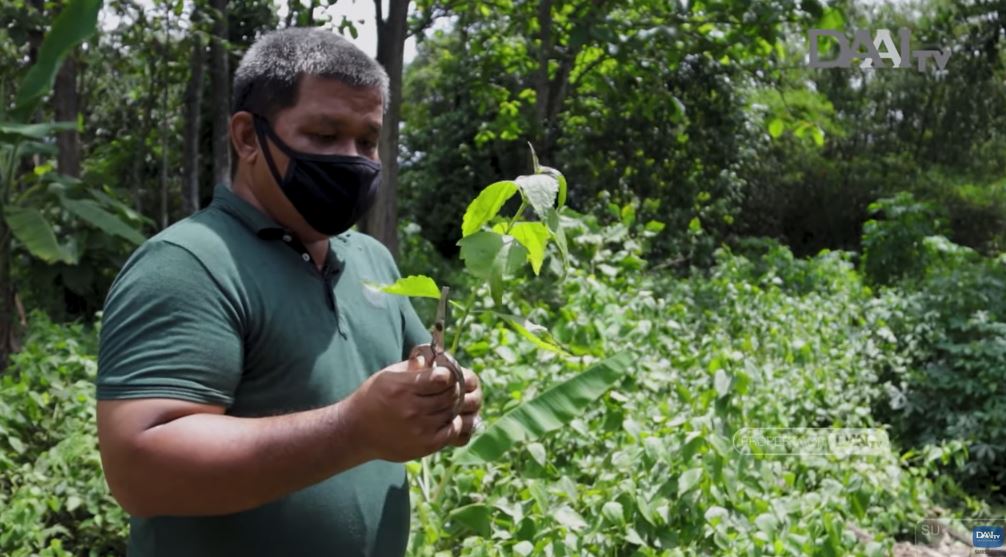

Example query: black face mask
[252,113,381,237]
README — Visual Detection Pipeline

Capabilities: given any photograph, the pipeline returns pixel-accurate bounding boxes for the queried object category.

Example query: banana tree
[366,142,631,508]
[0,0,146,368]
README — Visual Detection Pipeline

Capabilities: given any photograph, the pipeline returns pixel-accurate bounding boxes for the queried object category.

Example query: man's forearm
[119,398,373,518]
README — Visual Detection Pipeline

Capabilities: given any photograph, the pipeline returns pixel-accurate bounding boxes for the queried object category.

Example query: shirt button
[301,253,311,262]
[282,234,292,242]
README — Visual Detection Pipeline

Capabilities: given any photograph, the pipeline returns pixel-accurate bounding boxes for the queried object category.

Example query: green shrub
[0,311,127,557]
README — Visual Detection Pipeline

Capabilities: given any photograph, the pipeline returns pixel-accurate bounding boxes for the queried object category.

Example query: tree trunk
[209,0,231,187]
[362,0,409,260]
[54,54,81,178]
[0,221,20,372]
[182,27,206,214]
[532,0,554,158]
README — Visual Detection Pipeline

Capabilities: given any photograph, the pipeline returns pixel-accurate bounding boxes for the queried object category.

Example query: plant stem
[449,284,480,353]
[420,456,432,502]
[505,199,527,235]
[430,460,458,505]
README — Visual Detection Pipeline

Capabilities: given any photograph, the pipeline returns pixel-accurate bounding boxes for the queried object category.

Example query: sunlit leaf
[461,180,518,237]
[364,275,441,299]
[515,174,559,220]
[509,221,549,275]
[15,0,101,115]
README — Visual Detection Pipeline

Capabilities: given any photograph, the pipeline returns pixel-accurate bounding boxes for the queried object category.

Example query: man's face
[245,75,383,242]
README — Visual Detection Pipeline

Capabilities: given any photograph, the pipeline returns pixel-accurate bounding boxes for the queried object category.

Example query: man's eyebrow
[309,116,380,135]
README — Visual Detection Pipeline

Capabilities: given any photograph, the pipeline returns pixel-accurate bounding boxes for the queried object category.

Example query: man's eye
[312,133,337,142]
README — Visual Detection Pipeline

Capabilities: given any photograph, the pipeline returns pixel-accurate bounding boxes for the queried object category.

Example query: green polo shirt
[96,183,432,557]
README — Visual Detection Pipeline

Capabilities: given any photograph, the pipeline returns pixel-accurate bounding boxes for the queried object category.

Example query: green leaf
[495,312,573,358]
[3,205,76,263]
[811,125,825,147]
[515,174,559,219]
[678,468,703,496]
[554,506,587,531]
[526,442,546,466]
[714,369,731,397]
[544,209,568,279]
[364,275,441,299]
[601,501,624,525]
[449,503,492,537]
[7,435,24,454]
[458,230,504,280]
[15,0,102,115]
[768,118,784,138]
[689,217,702,233]
[60,197,146,244]
[490,236,528,305]
[454,351,632,464]
[644,220,665,233]
[527,141,541,173]
[461,180,518,238]
[509,221,549,275]
[540,166,567,208]
[817,7,844,31]
[0,121,77,141]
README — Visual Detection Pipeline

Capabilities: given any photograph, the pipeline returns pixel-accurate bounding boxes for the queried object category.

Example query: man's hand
[348,354,468,462]
[450,365,483,447]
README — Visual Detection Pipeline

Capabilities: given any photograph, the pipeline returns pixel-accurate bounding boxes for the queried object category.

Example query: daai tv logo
[808,27,951,72]
[973,525,1005,549]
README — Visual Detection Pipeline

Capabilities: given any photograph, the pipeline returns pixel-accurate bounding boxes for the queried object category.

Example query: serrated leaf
[489,236,528,305]
[544,209,568,279]
[515,174,559,219]
[454,352,631,464]
[458,230,503,280]
[461,180,519,237]
[509,221,549,275]
[540,166,567,208]
[364,275,441,299]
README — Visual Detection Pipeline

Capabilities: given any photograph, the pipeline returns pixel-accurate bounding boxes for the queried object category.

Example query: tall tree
[182,6,206,214]
[361,0,409,259]
[210,0,231,186]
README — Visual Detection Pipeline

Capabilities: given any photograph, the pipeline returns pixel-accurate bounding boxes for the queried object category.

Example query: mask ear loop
[252,113,293,188]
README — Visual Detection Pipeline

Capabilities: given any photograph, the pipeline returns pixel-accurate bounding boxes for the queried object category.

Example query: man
[95,27,482,556]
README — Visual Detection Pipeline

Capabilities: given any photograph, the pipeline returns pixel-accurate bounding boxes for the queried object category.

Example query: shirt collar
[210,183,287,239]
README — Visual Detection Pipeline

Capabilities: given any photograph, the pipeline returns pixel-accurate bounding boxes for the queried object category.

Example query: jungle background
[1,0,1005,555]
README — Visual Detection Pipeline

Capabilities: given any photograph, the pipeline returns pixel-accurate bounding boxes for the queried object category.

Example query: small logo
[807,27,951,73]
[973,526,1004,549]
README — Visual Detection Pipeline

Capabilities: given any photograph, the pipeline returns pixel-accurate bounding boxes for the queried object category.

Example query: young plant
[365,143,631,504]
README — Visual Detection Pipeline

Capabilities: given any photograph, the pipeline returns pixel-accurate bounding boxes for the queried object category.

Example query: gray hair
[229,27,389,177]
[232,27,389,116]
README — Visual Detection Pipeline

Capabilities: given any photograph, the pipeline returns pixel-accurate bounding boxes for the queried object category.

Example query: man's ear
[229,111,258,168]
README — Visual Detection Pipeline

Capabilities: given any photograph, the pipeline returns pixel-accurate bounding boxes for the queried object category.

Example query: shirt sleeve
[96,240,245,407]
